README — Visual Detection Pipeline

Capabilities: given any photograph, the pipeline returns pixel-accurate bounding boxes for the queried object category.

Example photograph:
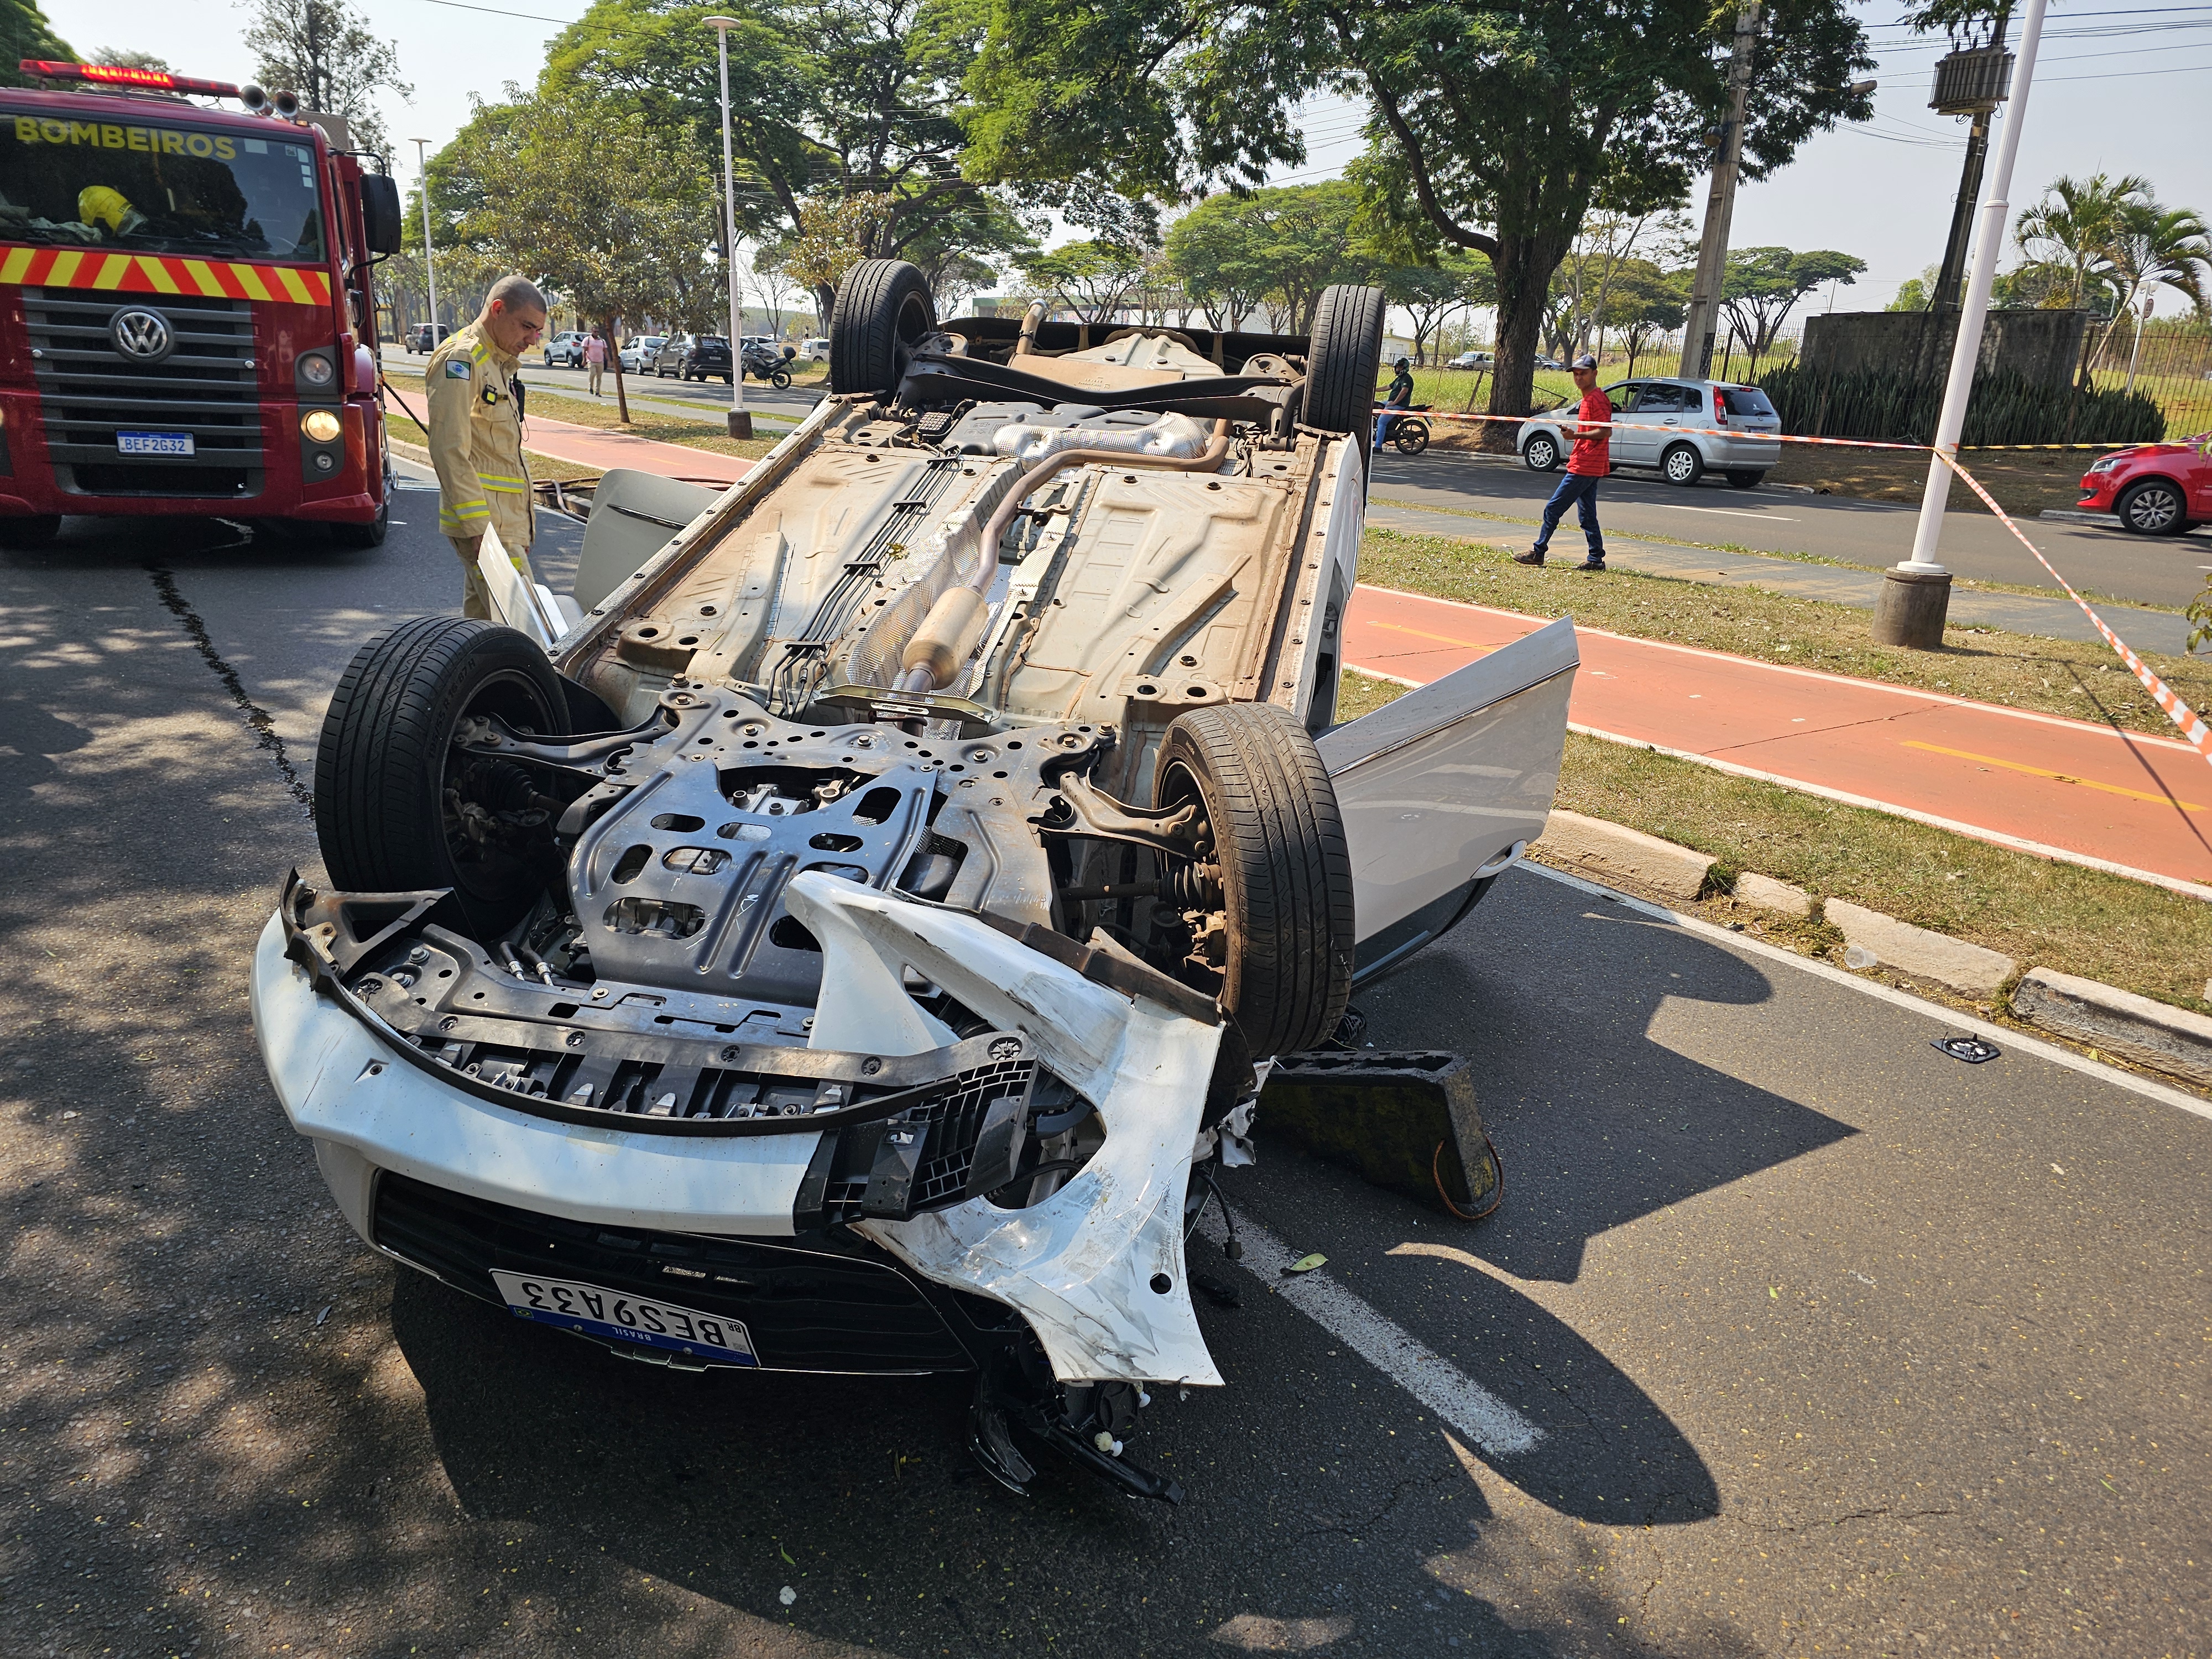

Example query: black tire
[331,494,389,549]
[1725,469,1764,491]
[0,514,61,548]
[1522,432,1562,472]
[1661,442,1704,487]
[769,368,792,390]
[315,617,568,937]
[1392,419,1430,456]
[829,259,935,397]
[1154,702,1354,1057]
[2117,477,2187,535]
[1302,284,1387,467]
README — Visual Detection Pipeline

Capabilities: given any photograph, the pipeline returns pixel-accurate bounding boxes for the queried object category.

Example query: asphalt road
[1367,449,2208,611]
[3,497,2207,1658]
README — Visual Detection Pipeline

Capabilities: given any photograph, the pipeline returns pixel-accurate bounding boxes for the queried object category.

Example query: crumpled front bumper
[251,869,1226,1386]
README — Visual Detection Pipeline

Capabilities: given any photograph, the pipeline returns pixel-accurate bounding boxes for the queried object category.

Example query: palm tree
[2104,202,2211,385]
[2012,172,2150,312]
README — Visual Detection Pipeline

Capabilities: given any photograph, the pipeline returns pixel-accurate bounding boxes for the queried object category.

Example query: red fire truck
[0,59,404,547]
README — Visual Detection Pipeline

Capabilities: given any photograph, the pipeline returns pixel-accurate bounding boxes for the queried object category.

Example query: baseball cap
[1572,352,1598,370]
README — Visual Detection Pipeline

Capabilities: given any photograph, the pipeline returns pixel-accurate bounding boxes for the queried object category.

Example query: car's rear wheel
[1301,284,1388,467]
[1153,703,1354,1058]
[1522,432,1562,472]
[2117,477,2187,535]
[1725,469,1764,491]
[1662,442,1704,486]
[830,259,935,397]
[315,617,570,937]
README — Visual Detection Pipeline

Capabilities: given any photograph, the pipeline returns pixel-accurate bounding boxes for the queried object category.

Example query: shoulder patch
[444,359,472,379]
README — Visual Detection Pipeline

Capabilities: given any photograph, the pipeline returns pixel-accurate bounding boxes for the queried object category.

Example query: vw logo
[109,306,174,363]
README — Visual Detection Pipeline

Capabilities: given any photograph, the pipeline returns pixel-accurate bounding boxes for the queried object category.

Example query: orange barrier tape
[1373,405,2212,769]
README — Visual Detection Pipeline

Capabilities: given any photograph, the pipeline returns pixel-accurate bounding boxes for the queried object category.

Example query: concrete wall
[1801,308,2090,389]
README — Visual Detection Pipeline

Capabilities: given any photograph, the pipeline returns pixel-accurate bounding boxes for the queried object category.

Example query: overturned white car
[253,264,1577,1500]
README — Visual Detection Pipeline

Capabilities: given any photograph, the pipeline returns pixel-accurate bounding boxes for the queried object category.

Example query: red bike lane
[1345,583,2212,896]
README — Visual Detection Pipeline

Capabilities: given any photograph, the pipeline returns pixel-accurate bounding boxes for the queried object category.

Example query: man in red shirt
[1514,353,1610,571]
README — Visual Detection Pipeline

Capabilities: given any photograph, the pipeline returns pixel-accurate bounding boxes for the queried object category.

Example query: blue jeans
[1535,471,1604,560]
[1374,409,1403,446]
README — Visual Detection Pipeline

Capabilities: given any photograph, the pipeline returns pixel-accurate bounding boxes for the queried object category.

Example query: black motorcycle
[740,341,795,389]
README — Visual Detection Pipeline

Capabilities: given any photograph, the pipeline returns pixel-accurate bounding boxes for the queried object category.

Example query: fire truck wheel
[0,515,60,549]
[332,497,390,550]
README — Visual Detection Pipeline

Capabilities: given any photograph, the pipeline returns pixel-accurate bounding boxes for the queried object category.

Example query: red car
[2078,438,2212,535]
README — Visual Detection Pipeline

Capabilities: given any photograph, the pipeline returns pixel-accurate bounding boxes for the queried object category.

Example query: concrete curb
[1533,810,1713,899]
[1532,807,2208,1087]
[2011,969,2212,1089]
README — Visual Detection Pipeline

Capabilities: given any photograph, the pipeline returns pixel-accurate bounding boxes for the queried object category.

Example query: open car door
[1317,617,1578,986]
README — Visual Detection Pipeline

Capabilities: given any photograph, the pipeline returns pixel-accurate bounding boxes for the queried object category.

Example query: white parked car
[1448,351,1493,370]
[798,335,830,359]
[1517,376,1783,488]
[618,335,666,373]
[254,264,1576,1504]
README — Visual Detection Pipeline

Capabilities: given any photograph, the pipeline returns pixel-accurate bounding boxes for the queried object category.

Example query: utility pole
[411,137,439,338]
[1679,0,1761,380]
[1929,13,2012,312]
[1884,0,2047,649]
[704,17,752,440]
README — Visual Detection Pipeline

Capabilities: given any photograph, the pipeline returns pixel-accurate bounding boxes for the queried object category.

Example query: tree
[1157,182,1365,335]
[90,48,171,72]
[0,0,71,89]
[541,0,1030,321]
[1378,252,1489,364]
[1718,246,1864,371]
[241,0,413,159]
[1888,265,1936,312]
[2099,203,2210,366]
[959,0,1872,435]
[1019,238,1146,324]
[444,87,717,423]
[1550,210,1691,357]
[2013,173,2148,314]
[1606,260,1688,377]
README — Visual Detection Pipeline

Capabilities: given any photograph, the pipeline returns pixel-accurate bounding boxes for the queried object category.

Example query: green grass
[1341,669,2212,1020]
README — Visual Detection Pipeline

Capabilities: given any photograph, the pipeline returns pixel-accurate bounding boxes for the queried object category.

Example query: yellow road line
[1902,740,2203,811]
[1369,620,1496,654]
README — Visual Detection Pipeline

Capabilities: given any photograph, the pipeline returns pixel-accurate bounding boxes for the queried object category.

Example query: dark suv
[680,335,734,384]
[405,322,451,353]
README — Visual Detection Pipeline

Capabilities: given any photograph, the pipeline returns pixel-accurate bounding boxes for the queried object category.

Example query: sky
[50,0,2212,315]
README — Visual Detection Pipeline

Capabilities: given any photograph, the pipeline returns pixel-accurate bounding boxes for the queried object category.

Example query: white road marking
[1639,502,1796,520]
[1198,1204,1543,1458]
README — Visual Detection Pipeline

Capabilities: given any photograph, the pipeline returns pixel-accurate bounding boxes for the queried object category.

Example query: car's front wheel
[2117,477,2188,535]
[315,617,571,937]
[1662,442,1704,486]
[1153,703,1354,1058]
[1522,432,1562,472]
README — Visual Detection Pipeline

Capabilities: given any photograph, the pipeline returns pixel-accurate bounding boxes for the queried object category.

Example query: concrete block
[2013,968,2212,1089]
[1824,899,2017,998]
[1734,871,1813,917]
[1535,810,1714,900]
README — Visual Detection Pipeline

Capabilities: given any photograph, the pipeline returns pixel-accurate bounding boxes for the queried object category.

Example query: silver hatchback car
[1518,377,1783,489]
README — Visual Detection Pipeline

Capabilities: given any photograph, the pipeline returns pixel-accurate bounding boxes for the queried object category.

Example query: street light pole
[1883,0,2048,649]
[703,16,752,440]
[1679,0,1761,380]
[411,137,439,341]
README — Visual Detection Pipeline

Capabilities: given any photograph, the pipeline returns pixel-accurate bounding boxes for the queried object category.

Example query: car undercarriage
[254,264,1578,1500]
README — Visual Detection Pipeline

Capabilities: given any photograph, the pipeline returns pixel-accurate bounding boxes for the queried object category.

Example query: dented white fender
[784,871,1227,1387]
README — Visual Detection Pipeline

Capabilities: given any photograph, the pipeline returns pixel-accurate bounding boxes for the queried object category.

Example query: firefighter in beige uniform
[426,275,547,618]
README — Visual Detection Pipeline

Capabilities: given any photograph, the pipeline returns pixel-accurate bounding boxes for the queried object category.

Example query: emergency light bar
[17,60,243,99]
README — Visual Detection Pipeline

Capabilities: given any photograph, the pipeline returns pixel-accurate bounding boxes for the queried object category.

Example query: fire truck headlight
[298,352,336,388]
[301,409,343,444]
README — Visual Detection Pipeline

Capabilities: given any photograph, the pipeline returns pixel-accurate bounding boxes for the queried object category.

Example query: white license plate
[117,431,195,456]
[490,1270,759,1365]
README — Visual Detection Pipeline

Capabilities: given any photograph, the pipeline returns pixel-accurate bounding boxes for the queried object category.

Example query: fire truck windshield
[0,108,324,262]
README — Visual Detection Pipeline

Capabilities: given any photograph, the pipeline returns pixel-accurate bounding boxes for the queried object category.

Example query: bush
[1756,363,2167,447]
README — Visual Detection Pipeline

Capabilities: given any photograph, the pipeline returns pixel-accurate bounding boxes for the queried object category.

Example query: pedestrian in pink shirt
[582,329,608,397]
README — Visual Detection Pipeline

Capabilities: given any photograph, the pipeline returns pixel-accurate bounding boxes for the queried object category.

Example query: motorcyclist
[1375,357,1415,448]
